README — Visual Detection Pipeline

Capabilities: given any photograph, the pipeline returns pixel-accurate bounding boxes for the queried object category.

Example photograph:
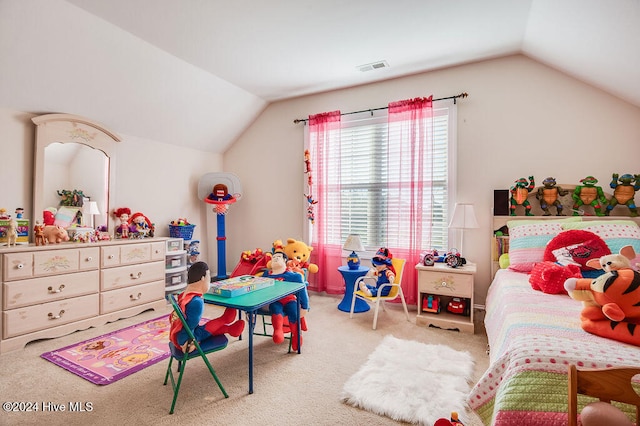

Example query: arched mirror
[32,114,120,235]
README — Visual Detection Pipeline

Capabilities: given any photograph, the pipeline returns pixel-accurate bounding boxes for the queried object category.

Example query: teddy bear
[281,238,318,275]
[564,246,640,346]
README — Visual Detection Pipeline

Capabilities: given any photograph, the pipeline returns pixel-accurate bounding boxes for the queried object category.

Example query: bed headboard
[491,183,640,278]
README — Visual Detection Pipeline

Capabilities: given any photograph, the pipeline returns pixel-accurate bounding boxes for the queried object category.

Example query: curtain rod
[293,92,468,124]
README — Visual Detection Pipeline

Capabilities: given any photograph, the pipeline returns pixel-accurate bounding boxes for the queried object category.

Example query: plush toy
[543,229,610,278]
[529,262,581,294]
[43,208,57,226]
[262,245,308,351]
[585,245,637,273]
[113,207,131,238]
[606,173,640,217]
[281,237,319,275]
[129,212,154,237]
[43,225,70,244]
[434,411,464,426]
[509,176,535,216]
[565,247,640,346]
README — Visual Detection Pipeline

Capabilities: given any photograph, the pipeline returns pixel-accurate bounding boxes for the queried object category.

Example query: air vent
[357,60,390,72]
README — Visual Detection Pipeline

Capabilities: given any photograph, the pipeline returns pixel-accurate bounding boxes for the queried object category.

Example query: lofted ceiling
[1,0,638,153]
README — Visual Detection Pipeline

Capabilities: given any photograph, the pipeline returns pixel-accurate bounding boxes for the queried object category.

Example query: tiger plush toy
[565,267,640,346]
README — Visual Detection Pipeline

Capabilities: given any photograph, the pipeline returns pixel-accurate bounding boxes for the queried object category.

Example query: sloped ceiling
[1,0,638,153]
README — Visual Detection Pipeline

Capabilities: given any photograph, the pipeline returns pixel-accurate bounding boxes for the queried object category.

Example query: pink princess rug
[41,315,173,385]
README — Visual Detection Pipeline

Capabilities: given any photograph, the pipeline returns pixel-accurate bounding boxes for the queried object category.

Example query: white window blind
[309,101,456,253]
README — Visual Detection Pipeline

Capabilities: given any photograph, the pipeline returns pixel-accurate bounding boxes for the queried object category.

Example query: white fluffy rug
[341,335,475,425]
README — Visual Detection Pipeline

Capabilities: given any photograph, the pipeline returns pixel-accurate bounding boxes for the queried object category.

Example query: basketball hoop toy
[198,173,242,280]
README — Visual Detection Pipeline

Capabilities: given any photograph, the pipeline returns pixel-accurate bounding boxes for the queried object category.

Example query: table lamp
[83,201,100,228]
[343,234,365,270]
[448,203,479,254]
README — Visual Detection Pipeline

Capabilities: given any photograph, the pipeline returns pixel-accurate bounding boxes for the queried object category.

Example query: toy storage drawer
[417,270,473,298]
[101,261,165,291]
[3,294,99,339]
[3,252,34,281]
[100,281,165,314]
[166,238,183,252]
[165,267,187,287]
[3,270,100,309]
[165,252,186,269]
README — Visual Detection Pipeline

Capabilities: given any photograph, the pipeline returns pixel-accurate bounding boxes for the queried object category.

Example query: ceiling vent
[357,60,390,72]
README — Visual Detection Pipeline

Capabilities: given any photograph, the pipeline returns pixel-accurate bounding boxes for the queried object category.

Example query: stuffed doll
[169,261,244,353]
[565,247,640,346]
[113,207,131,238]
[358,247,396,297]
[262,244,308,351]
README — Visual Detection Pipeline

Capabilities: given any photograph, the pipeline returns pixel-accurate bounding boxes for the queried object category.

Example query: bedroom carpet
[341,334,475,425]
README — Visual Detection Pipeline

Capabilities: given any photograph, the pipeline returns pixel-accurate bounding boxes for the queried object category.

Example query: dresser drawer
[3,252,34,281]
[3,270,99,310]
[151,241,165,261]
[100,280,165,314]
[417,269,473,297]
[120,243,152,265]
[101,261,165,291]
[3,294,99,339]
[33,249,81,276]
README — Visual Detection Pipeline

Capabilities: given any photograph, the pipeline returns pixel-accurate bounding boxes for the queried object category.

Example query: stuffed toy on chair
[282,238,318,275]
[262,243,308,351]
[564,246,640,346]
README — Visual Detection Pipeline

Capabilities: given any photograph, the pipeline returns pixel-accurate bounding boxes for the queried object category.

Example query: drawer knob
[130,272,143,280]
[130,292,142,301]
[108,254,115,259]
[48,310,65,320]
[17,263,24,269]
[86,256,93,262]
[47,284,66,294]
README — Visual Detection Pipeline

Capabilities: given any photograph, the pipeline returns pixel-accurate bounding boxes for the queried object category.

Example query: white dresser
[1,238,167,353]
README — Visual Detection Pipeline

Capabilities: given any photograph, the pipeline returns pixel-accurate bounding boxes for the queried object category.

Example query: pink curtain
[386,96,434,305]
[307,111,342,294]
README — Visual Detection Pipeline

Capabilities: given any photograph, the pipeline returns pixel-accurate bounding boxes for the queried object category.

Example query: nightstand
[415,262,476,333]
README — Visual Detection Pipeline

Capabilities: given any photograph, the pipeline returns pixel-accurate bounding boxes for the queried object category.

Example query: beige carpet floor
[0,293,489,426]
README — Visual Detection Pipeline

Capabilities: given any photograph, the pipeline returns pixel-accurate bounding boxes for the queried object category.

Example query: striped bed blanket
[468,269,640,425]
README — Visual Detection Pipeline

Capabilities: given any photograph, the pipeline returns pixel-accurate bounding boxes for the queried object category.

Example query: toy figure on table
[509,176,535,216]
[358,247,396,297]
[536,177,568,216]
[113,207,131,238]
[15,208,24,219]
[5,219,18,247]
[262,245,308,351]
[572,176,607,216]
[606,173,640,217]
[169,261,245,354]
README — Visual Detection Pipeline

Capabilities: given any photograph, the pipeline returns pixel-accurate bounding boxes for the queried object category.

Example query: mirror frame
[32,114,121,236]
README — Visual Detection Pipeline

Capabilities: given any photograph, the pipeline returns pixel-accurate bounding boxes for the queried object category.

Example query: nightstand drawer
[418,270,473,297]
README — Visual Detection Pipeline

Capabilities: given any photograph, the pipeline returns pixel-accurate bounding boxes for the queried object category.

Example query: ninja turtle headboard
[495,181,639,218]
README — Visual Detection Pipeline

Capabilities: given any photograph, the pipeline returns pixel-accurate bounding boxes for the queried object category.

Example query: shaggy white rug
[341,335,475,425]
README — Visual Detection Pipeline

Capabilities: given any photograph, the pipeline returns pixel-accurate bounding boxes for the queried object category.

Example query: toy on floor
[572,176,607,216]
[434,411,464,426]
[536,177,568,216]
[606,173,640,217]
[509,176,535,216]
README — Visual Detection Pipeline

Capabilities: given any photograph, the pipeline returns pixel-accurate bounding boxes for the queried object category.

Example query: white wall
[225,54,640,304]
[0,108,224,265]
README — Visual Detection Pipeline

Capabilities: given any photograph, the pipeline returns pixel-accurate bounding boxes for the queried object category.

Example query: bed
[468,187,640,425]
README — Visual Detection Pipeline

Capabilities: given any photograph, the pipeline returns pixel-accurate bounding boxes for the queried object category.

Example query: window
[307,100,457,254]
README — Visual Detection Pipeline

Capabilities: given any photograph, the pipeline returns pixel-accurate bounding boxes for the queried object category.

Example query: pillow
[506,217,582,272]
[543,229,610,278]
[561,220,640,266]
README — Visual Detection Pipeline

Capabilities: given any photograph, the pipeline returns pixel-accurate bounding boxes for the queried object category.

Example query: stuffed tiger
[565,268,640,346]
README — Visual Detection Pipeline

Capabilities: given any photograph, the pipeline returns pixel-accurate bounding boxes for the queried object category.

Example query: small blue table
[337,265,370,312]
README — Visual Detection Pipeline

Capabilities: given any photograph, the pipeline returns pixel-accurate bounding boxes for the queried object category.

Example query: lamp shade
[343,234,365,252]
[448,203,479,229]
[85,201,100,216]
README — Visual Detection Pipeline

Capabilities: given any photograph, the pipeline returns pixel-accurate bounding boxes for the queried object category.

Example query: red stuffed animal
[529,262,582,294]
